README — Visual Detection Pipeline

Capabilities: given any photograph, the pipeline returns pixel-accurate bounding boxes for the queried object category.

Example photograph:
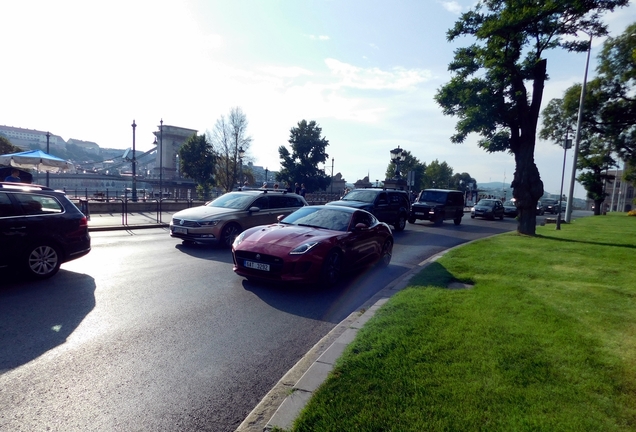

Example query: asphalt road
[0,214,539,431]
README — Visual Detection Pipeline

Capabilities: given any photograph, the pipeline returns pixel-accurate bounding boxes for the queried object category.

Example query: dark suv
[409,189,465,226]
[327,188,410,231]
[0,182,91,278]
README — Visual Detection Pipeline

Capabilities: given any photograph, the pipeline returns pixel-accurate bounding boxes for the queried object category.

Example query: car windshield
[280,207,352,232]
[418,190,446,204]
[477,199,497,207]
[340,190,376,203]
[207,192,255,209]
[504,201,515,206]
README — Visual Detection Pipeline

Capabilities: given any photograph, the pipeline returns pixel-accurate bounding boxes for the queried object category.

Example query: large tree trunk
[512,140,544,236]
[511,59,546,236]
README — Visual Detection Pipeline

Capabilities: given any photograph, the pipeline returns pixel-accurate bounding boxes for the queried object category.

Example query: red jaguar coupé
[231,205,393,286]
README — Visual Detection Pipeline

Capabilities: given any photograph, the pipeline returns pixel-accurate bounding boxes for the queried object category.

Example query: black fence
[62,188,223,202]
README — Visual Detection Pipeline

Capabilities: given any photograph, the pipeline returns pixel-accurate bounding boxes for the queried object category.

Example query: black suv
[541,198,561,214]
[0,182,91,278]
[409,189,465,226]
[327,188,410,231]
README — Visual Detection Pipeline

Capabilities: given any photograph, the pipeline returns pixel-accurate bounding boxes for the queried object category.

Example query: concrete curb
[236,248,454,432]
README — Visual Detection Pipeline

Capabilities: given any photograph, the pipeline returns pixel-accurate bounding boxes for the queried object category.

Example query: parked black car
[471,199,505,220]
[408,189,465,226]
[328,188,410,231]
[0,182,91,278]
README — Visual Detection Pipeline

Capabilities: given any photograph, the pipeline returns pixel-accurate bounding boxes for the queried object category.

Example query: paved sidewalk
[87,211,175,231]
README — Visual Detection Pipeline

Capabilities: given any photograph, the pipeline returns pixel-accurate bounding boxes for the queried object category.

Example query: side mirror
[248,206,260,213]
[277,214,285,222]
[354,222,368,230]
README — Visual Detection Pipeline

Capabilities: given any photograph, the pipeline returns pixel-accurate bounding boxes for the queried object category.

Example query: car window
[282,207,351,231]
[350,211,374,230]
[377,192,388,205]
[269,195,303,209]
[13,193,64,215]
[341,190,377,203]
[0,193,21,217]
[251,196,269,210]
[209,192,255,209]
[419,190,446,204]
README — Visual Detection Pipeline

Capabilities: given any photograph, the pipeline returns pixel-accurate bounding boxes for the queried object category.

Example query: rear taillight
[79,216,88,227]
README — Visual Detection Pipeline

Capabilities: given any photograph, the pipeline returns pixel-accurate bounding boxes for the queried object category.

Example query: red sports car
[231,205,394,286]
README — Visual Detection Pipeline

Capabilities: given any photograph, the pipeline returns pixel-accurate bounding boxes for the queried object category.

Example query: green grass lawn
[288,213,636,432]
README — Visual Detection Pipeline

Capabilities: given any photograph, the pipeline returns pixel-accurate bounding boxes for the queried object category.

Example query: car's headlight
[232,231,247,247]
[199,220,220,226]
[290,242,320,255]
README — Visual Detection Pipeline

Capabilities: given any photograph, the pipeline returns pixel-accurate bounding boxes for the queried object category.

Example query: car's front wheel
[378,239,393,268]
[220,223,241,248]
[24,243,61,279]
[454,217,462,226]
[408,216,416,224]
[320,250,342,286]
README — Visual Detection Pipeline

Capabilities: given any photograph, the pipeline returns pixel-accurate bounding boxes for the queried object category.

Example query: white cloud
[439,1,464,14]
[324,59,433,90]
[308,34,330,41]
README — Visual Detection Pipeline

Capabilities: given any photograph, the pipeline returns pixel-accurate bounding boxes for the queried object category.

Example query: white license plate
[244,260,270,271]
[173,226,188,234]
[415,212,425,216]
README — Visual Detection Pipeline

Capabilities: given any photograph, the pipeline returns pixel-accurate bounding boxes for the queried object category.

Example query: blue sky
[1,0,634,198]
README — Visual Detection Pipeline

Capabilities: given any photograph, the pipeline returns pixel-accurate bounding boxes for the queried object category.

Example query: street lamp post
[556,128,572,230]
[390,146,404,179]
[330,157,334,193]
[159,119,163,221]
[45,131,51,187]
[265,167,268,184]
[566,33,593,223]
[238,146,245,189]
[131,120,138,202]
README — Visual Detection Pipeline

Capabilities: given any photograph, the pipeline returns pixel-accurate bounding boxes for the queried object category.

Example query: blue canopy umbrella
[0,150,72,173]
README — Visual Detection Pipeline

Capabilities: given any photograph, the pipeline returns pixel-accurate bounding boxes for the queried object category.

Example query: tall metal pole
[45,131,50,187]
[556,128,571,230]
[331,157,334,193]
[565,33,592,223]
[131,120,137,202]
[159,119,163,222]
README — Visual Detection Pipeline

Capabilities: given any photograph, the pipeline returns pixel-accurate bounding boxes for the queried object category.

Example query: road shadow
[173,242,234,263]
[0,269,96,374]
[241,262,411,324]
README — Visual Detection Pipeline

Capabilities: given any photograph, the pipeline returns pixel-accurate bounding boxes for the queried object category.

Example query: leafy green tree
[178,133,215,199]
[0,136,21,154]
[435,0,627,235]
[591,22,636,183]
[540,87,617,215]
[384,150,427,191]
[209,107,253,192]
[277,120,331,192]
[425,160,454,189]
[450,172,477,194]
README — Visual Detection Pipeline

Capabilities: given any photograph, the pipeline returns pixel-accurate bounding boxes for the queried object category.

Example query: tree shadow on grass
[408,261,474,289]
[536,234,636,250]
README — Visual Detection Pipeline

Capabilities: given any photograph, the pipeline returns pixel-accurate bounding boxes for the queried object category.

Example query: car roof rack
[0,182,54,191]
